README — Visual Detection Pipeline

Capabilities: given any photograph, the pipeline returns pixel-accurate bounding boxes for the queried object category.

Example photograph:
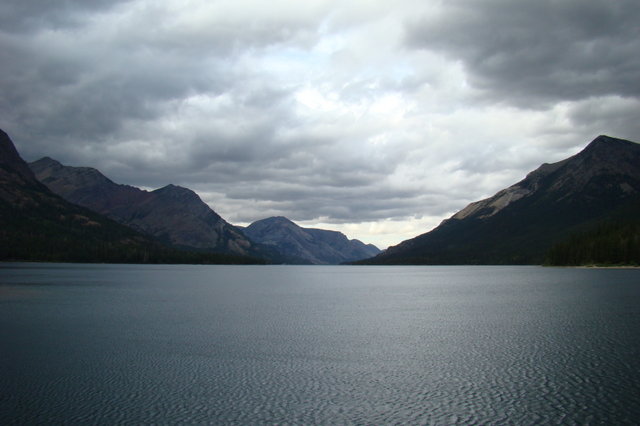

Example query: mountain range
[25,146,380,264]
[241,216,380,264]
[358,135,640,265]
[3,127,638,266]
[29,157,260,257]
[0,129,261,264]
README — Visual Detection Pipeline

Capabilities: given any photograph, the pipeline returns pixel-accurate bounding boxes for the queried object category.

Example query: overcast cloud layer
[2,0,639,248]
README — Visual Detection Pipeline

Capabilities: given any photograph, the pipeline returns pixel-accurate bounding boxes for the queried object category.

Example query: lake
[1,263,639,424]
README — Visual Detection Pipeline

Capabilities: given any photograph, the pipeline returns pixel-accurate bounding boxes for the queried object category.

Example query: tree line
[545,221,640,266]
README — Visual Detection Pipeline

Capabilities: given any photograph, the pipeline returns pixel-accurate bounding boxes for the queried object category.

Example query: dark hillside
[0,129,263,264]
[359,135,640,265]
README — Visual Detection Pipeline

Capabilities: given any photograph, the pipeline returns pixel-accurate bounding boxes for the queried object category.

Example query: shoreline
[573,265,640,269]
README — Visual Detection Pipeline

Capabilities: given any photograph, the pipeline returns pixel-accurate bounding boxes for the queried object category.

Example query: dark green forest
[545,221,640,266]
[0,199,265,265]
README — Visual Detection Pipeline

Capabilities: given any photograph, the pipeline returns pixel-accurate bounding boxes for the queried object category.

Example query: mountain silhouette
[30,157,261,257]
[242,216,380,264]
[1,129,261,263]
[359,135,640,264]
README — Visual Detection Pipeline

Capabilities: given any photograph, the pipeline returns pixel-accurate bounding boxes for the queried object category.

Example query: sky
[1,0,639,249]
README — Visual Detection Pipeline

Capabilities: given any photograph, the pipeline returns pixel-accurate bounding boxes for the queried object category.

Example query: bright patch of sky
[2,0,639,248]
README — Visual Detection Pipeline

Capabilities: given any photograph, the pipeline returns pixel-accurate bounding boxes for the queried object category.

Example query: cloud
[0,0,130,33]
[405,0,640,108]
[1,0,638,248]
[567,96,640,142]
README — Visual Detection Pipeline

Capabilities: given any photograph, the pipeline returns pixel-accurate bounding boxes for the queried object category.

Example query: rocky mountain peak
[244,216,380,264]
[585,134,630,150]
[30,156,62,167]
[547,135,640,194]
[452,135,640,221]
[263,216,296,225]
[30,157,116,190]
[574,135,640,169]
[0,129,38,185]
[28,157,258,256]
[155,184,198,198]
[362,134,640,265]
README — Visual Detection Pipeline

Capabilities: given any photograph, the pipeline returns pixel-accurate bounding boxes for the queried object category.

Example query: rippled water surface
[1,263,639,424]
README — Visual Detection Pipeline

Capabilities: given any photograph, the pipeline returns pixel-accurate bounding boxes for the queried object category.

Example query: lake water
[1,263,639,424]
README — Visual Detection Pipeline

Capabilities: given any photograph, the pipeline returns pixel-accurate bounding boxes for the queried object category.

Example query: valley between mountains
[2,128,639,265]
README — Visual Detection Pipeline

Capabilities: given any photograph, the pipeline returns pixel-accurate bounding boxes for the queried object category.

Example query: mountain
[360,135,640,265]
[0,129,261,264]
[29,157,260,257]
[242,216,381,264]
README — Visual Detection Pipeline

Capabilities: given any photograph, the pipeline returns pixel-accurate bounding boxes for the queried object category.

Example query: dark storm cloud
[567,97,640,141]
[0,0,131,33]
[405,0,640,107]
[0,0,322,163]
[2,0,638,247]
[224,183,453,224]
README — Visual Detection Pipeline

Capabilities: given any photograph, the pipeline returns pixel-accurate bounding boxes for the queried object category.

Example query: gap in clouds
[1,0,639,249]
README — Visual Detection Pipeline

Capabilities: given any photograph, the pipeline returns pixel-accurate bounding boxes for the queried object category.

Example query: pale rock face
[451,158,570,221]
[365,135,640,265]
[453,185,532,220]
[449,139,627,222]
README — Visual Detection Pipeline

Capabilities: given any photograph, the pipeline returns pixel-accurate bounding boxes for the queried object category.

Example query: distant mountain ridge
[360,135,640,265]
[28,157,382,264]
[29,157,259,257]
[242,216,380,264]
[1,128,262,263]
[0,128,147,262]
[0,130,39,189]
